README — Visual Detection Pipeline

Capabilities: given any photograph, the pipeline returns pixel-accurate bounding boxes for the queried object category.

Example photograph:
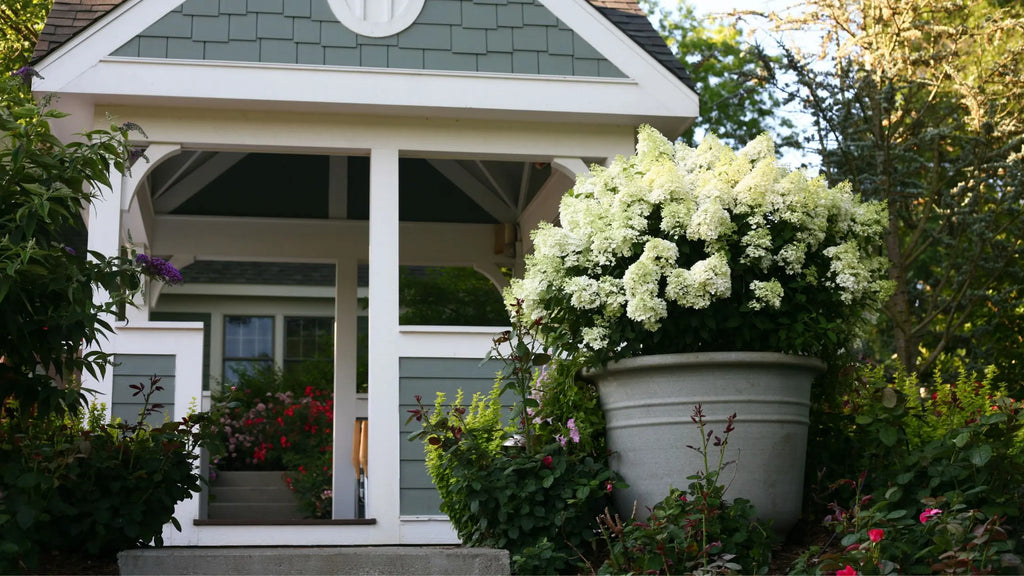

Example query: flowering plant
[204,366,334,518]
[508,126,891,366]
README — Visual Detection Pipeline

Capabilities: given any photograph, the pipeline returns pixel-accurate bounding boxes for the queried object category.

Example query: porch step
[208,471,304,521]
[206,502,306,520]
[118,546,510,575]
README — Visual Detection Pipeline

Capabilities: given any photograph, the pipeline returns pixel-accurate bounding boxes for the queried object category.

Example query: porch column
[82,168,125,416]
[366,147,400,539]
[332,257,358,519]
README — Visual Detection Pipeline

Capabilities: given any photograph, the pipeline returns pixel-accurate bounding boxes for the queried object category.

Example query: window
[285,316,334,374]
[223,316,273,384]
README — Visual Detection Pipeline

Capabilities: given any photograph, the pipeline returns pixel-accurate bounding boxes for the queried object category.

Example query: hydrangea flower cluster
[508,126,892,365]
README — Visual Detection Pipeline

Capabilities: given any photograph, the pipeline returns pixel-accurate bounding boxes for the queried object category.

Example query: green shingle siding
[293,18,321,43]
[398,357,506,516]
[139,36,168,58]
[193,14,230,41]
[389,46,425,69]
[398,24,451,50]
[283,0,311,18]
[229,14,258,40]
[451,27,486,54]
[221,0,247,15]
[419,0,462,25]
[184,0,220,17]
[112,0,624,78]
[258,13,294,39]
[112,354,176,427]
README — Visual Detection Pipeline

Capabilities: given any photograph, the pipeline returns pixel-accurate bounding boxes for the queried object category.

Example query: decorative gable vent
[327,0,426,37]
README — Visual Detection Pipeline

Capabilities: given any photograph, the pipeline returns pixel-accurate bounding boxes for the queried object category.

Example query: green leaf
[953,431,971,448]
[855,414,874,425]
[968,444,993,467]
[879,426,898,447]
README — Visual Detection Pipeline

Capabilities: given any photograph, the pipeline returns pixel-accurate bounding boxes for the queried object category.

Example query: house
[31,0,697,546]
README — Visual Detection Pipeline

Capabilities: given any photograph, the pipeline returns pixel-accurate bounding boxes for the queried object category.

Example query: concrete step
[211,470,291,488]
[118,546,510,575]
[206,502,306,521]
[209,485,296,504]
[207,471,304,520]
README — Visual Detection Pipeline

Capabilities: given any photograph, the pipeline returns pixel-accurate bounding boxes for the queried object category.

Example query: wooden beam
[153,152,247,213]
[427,159,516,223]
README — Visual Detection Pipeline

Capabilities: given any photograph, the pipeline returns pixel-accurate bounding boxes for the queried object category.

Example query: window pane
[224,316,273,359]
[284,317,334,363]
[223,359,273,385]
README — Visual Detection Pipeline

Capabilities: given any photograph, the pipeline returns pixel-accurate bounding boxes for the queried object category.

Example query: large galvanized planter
[587,352,826,536]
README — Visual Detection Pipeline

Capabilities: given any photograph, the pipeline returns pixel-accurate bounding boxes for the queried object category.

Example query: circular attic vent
[326,0,426,38]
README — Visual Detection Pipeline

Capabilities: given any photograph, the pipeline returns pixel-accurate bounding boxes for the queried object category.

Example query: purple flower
[64,246,76,255]
[11,66,42,84]
[567,418,580,443]
[136,253,184,284]
[556,434,567,447]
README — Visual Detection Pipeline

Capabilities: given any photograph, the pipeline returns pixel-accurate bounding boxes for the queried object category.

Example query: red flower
[541,455,553,468]
[920,508,942,524]
[836,565,857,576]
[868,528,884,542]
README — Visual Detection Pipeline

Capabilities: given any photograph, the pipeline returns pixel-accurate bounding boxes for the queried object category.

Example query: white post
[366,147,400,540]
[332,257,358,518]
[82,169,125,417]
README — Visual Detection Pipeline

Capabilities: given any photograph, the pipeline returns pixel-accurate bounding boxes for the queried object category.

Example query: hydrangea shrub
[508,126,892,366]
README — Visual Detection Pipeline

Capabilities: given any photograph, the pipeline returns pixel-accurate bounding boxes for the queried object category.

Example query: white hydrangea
[749,279,784,310]
[623,239,678,330]
[506,125,891,360]
[824,242,872,303]
[565,276,601,310]
[665,252,732,309]
[581,326,610,351]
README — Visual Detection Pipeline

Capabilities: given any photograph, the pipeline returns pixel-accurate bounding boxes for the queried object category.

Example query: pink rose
[836,565,857,576]
[919,508,942,524]
[541,455,553,468]
[868,528,884,542]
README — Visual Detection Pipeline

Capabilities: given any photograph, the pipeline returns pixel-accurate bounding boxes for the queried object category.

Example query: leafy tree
[0,72,161,416]
[0,0,51,72]
[640,0,796,149]
[768,0,1024,379]
[399,266,507,326]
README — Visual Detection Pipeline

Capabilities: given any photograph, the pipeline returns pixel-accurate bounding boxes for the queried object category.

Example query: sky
[668,0,825,170]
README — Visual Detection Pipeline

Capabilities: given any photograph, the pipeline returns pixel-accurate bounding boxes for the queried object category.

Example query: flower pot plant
[507,125,892,535]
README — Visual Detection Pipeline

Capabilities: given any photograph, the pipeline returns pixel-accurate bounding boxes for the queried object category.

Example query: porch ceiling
[148,151,557,225]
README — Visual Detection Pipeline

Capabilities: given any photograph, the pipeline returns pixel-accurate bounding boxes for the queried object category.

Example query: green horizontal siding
[398,357,508,516]
[111,0,624,77]
[112,354,176,426]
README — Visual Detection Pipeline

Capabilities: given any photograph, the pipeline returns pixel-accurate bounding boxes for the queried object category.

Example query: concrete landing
[118,546,511,575]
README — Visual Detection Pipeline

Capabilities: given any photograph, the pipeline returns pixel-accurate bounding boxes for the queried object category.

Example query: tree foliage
[0,73,150,416]
[767,0,1024,380]
[640,0,795,149]
[0,0,51,72]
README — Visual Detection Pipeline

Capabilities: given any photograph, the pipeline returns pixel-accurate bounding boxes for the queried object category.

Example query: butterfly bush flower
[507,125,892,365]
[135,254,183,285]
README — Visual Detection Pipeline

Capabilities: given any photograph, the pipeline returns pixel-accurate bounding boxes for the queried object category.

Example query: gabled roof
[33,0,694,90]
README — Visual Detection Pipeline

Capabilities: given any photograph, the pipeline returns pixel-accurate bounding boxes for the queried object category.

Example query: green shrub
[794,362,1024,574]
[0,377,208,572]
[408,305,619,574]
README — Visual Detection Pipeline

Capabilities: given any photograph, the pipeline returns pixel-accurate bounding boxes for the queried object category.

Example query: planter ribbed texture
[588,352,825,536]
